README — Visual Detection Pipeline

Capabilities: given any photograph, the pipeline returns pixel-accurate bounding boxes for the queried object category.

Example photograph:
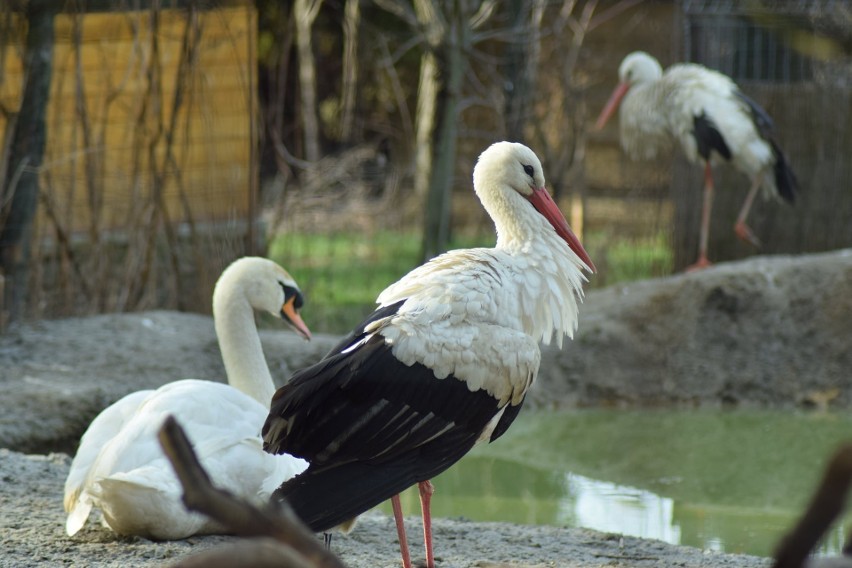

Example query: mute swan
[64,256,312,540]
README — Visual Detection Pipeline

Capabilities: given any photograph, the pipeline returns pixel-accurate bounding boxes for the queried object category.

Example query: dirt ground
[0,448,768,568]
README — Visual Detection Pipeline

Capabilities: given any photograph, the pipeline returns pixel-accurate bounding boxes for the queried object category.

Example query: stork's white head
[618,51,663,85]
[472,142,594,272]
[595,51,663,131]
[473,141,545,201]
[214,257,311,340]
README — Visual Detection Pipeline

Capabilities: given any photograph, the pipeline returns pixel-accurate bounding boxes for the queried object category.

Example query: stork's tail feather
[770,139,797,204]
[273,462,417,533]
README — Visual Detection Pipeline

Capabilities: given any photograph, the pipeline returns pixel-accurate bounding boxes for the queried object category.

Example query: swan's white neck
[213,287,275,407]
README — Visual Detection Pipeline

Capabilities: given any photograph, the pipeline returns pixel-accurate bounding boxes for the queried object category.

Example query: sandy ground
[0,449,768,568]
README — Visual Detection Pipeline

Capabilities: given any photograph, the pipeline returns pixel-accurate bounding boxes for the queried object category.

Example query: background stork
[263,142,594,568]
[595,51,798,271]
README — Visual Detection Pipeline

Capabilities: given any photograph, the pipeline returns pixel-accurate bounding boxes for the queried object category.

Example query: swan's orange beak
[281,297,312,341]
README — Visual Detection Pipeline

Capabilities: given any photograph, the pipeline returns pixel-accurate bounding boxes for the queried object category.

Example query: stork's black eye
[523,164,534,178]
[279,283,304,309]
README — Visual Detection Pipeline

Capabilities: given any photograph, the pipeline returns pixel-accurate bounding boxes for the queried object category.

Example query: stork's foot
[734,221,761,248]
[685,256,713,272]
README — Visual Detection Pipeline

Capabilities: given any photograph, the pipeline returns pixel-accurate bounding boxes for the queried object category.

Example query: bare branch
[413,0,446,46]
[157,416,347,568]
[588,0,645,32]
[772,443,852,568]
[269,127,315,171]
[554,0,579,34]
[385,33,424,66]
[469,0,497,31]
[372,0,418,27]
[377,35,414,143]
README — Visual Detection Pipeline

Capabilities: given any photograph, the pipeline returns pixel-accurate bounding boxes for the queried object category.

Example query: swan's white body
[64,257,311,540]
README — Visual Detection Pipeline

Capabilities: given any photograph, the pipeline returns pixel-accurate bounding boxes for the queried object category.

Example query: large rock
[2,249,851,452]
[0,311,338,453]
[532,248,852,409]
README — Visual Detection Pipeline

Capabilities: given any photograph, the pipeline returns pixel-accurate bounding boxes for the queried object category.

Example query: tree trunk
[294,0,322,162]
[421,12,466,262]
[413,50,438,199]
[0,1,56,324]
[339,0,360,143]
[412,0,444,200]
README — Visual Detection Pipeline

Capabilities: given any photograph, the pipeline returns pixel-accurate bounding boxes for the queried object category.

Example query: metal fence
[2,2,850,333]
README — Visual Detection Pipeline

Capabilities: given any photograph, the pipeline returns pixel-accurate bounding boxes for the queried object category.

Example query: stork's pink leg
[391,494,413,568]
[419,480,435,568]
[734,173,763,248]
[686,162,715,272]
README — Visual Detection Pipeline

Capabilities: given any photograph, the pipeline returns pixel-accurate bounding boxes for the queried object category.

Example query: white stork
[595,51,798,271]
[262,142,594,568]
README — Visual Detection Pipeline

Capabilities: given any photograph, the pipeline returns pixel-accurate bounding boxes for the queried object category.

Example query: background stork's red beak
[595,81,630,131]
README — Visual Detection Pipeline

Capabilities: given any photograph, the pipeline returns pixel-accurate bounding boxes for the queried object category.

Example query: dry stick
[170,538,316,568]
[157,416,348,568]
[772,443,852,568]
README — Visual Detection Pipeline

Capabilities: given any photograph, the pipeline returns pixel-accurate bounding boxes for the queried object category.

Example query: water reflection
[561,473,681,545]
[379,409,852,558]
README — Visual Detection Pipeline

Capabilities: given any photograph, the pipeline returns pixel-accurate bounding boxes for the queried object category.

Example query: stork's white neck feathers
[378,143,587,348]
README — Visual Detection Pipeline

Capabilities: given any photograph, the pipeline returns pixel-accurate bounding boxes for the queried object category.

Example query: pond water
[378,409,852,558]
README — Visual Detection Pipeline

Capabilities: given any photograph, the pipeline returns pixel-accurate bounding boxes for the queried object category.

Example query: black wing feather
[770,140,798,204]
[732,91,798,202]
[264,335,501,462]
[693,112,732,162]
[489,394,526,442]
[735,90,774,138]
[322,300,406,358]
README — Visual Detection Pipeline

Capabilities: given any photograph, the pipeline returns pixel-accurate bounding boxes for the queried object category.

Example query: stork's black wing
[262,303,508,532]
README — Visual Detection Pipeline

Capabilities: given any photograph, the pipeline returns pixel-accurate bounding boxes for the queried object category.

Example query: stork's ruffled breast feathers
[368,241,582,405]
[377,243,584,346]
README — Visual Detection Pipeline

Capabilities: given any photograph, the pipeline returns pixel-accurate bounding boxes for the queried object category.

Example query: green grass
[585,230,674,287]
[268,231,493,333]
[269,230,673,333]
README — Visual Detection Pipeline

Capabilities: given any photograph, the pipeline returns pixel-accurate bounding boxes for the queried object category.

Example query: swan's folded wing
[64,390,153,530]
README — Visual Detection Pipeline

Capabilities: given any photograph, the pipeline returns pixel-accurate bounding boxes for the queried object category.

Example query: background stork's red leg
[391,494,412,568]
[734,173,763,248]
[419,480,435,568]
[687,162,715,272]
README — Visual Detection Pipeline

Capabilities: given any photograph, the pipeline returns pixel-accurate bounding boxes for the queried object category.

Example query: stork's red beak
[527,186,596,273]
[594,81,630,131]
